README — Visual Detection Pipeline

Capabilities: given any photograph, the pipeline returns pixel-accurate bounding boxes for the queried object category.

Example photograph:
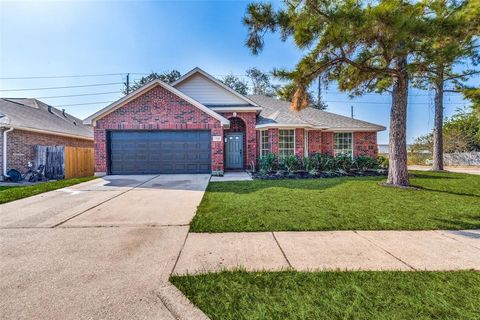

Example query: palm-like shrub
[355,156,378,171]
[282,155,299,173]
[312,153,335,171]
[259,153,276,174]
[334,154,354,172]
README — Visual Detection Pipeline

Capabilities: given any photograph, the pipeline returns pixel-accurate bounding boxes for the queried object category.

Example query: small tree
[123,70,181,95]
[413,0,479,171]
[221,74,249,95]
[246,67,279,97]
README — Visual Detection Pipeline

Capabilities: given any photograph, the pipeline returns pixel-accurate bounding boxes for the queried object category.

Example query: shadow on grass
[413,185,480,198]
[409,173,464,180]
[434,216,480,230]
[206,177,366,194]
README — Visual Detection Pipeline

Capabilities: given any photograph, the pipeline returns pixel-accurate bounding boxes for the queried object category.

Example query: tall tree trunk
[432,69,444,171]
[387,56,409,186]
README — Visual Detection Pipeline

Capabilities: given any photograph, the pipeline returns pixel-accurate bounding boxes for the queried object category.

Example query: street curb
[158,282,210,320]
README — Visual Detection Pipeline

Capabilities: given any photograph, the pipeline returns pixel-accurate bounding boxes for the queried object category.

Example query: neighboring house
[378,144,389,154]
[84,67,385,176]
[0,98,93,180]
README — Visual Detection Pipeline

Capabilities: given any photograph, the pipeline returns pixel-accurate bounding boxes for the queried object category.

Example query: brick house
[84,68,385,176]
[0,98,93,180]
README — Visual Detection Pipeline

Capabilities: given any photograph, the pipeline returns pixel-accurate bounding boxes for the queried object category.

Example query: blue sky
[0,0,476,144]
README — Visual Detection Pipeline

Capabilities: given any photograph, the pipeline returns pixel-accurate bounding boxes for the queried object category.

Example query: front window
[259,130,270,157]
[278,129,295,159]
[334,132,353,157]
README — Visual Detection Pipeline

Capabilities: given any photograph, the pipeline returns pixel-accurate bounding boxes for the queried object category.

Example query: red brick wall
[3,129,92,173]
[93,85,224,174]
[220,112,257,169]
[295,128,305,157]
[307,131,377,157]
[354,132,378,158]
[307,130,322,154]
[270,128,279,154]
[321,132,334,155]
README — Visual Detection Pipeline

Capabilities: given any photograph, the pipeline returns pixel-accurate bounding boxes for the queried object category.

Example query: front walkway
[173,230,480,274]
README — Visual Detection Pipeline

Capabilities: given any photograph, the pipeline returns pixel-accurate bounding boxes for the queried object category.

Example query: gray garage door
[109,131,211,174]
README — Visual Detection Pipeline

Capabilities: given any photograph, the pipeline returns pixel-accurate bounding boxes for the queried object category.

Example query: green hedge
[258,153,387,174]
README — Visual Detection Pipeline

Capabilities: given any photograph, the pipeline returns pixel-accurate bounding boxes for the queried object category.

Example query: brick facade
[0,129,92,174]
[93,85,224,174]
[353,132,378,158]
[256,129,377,160]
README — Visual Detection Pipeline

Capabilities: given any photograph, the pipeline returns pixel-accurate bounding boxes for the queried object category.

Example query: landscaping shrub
[377,155,389,169]
[281,155,299,173]
[254,153,385,179]
[312,153,335,171]
[259,153,276,174]
[354,156,378,171]
[303,156,317,173]
[334,154,354,172]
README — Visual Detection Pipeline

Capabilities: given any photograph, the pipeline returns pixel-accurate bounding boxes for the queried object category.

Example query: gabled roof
[248,95,386,131]
[0,98,93,140]
[83,79,230,126]
[172,67,261,108]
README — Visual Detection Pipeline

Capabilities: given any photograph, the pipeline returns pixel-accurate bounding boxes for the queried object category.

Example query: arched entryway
[224,117,246,170]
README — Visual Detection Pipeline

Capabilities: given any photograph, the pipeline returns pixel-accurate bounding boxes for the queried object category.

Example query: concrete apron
[173,230,480,275]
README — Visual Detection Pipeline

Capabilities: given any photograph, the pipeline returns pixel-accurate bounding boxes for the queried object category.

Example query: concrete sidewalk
[173,230,480,274]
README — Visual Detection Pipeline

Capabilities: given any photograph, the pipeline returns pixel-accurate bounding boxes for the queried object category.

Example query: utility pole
[351,105,354,118]
[126,73,130,95]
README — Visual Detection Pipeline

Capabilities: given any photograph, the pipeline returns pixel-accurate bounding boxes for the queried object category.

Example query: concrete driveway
[0,174,210,320]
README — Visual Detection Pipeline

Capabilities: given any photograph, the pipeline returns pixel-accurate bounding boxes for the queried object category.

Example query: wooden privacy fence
[64,146,94,179]
[35,146,94,179]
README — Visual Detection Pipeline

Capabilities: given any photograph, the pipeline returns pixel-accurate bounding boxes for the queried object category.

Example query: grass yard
[191,171,480,232]
[0,176,97,204]
[171,270,480,320]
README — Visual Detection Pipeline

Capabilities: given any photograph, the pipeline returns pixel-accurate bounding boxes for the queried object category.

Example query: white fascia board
[172,67,261,107]
[83,79,230,127]
[326,127,385,132]
[255,124,316,130]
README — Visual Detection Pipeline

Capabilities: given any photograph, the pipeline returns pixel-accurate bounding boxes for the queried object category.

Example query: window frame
[333,132,354,158]
[278,129,296,159]
[259,129,271,158]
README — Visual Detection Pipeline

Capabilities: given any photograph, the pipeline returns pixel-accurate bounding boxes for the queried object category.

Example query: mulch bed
[251,169,387,180]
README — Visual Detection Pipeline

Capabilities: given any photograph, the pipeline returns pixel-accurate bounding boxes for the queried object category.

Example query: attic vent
[62,109,67,117]
[47,105,54,114]
[73,120,77,126]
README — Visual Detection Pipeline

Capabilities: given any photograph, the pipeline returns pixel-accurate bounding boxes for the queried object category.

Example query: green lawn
[171,270,480,320]
[191,171,480,232]
[0,177,97,204]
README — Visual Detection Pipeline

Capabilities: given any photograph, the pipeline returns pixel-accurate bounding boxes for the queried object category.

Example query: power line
[54,101,115,107]
[36,91,121,99]
[0,73,127,80]
[0,82,123,92]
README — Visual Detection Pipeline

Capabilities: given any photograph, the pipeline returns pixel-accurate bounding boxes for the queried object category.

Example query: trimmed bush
[355,156,379,171]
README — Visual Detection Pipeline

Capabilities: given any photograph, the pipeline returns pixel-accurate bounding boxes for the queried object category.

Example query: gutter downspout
[2,127,13,178]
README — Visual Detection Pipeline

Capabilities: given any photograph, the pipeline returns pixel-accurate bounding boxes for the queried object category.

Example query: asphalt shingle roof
[0,98,93,139]
[247,95,386,131]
